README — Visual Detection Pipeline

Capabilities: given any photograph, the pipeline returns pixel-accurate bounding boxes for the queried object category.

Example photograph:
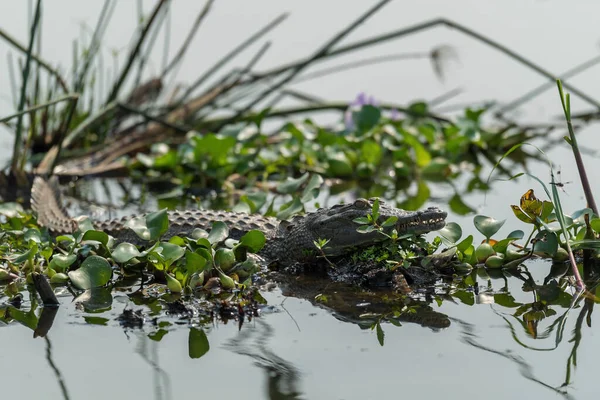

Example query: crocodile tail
[31,176,77,233]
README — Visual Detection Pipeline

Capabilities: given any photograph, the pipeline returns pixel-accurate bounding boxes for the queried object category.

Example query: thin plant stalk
[0,94,79,124]
[556,80,598,215]
[497,54,600,117]
[178,12,288,103]
[162,0,214,77]
[251,18,600,111]
[230,0,392,121]
[106,0,169,103]
[11,0,41,173]
[0,27,68,92]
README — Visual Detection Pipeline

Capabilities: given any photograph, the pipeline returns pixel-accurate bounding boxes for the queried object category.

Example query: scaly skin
[32,177,447,264]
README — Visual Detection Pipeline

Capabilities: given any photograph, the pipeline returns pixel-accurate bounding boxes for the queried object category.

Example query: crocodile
[31,177,447,265]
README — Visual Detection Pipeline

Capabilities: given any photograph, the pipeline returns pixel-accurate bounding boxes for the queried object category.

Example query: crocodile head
[265,198,447,262]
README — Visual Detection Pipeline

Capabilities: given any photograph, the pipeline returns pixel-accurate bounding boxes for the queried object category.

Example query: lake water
[1,1,600,399]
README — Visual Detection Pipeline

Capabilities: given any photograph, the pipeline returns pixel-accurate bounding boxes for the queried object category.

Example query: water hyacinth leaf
[51,253,77,270]
[399,180,430,211]
[438,222,462,244]
[207,221,229,245]
[360,140,382,165]
[456,235,473,253]
[13,244,37,264]
[474,215,505,239]
[277,197,304,220]
[158,242,185,264]
[519,189,543,216]
[511,205,535,224]
[353,105,381,132]
[112,243,143,264]
[188,327,210,359]
[449,193,475,215]
[146,209,169,240]
[68,255,112,290]
[77,218,95,234]
[277,172,309,194]
[239,230,266,253]
[193,134,236,166]
[591,218,600,233]
[0,202,23,217]
[50,272,69,284]
[81,230,109,246]
[126,209,169,241]
[492,237,518,254]
[532,230,558,257]
[185,251,207,274]
[327,153,354,177]
[232,201,251,214]
[570,208,593,223]
[24,228,41,243]
[506,230,525,240]
[165,273,183,293]
[400,131,431,167]
[301,174,324,203]
[540,201,554,221]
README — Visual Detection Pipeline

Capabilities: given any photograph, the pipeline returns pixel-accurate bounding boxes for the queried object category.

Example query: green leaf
[354,105,381,132]
[473,215,505,239]
[357,225,376,233]
[327,153,354,177]
[239,230,266,253]
[207,221,229,245]
[24,228,41,243]
[277,173,309,194]
[188,327,210,359]
[300,174,324,203]
[381,216,398,227]
[276,197,304,220]
[51,254,77,270]
[353,217,371,225]
[376,322,385,346]
[68,255,112,290]
[371,199,380,222]
[185,251,207,274]
[438,222,462,243]
[193,134,236,166]
[400,131,431,167]
[126,209,169,241]
[158,242,185,264]
[146,209,169,240]
[81,230,109,246]
[360,140,382,164]
[112,243,143,264]
[449,193,475,215]
[456,235,473,253]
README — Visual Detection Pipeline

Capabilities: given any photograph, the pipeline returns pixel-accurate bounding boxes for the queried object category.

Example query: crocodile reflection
[270,273,451,330]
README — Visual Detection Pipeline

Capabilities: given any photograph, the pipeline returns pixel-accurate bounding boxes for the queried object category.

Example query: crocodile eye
[354,199,369,209]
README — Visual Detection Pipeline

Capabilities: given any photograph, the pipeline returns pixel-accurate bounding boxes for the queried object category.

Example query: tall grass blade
[162,0,214,77]
[11,0,42,173]
[106,0,169,103]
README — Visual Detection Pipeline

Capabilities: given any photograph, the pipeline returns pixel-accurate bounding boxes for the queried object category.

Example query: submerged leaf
[188,327,210,359]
